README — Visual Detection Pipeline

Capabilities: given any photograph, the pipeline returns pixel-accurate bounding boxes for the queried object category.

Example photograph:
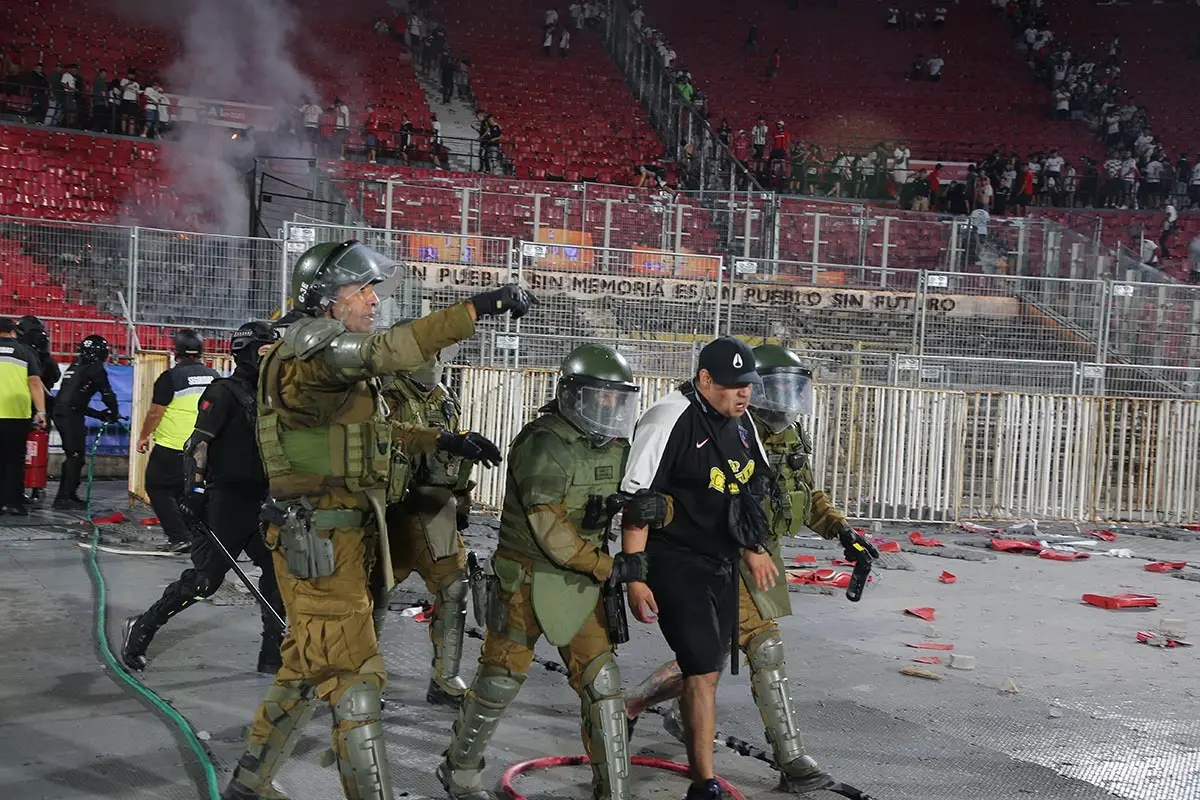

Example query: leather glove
[623,489,673,529]
[609,551,648,584]
[470,283,539,320]
[179,488,207,521]
[436,430,503,467]
[837,524,880,563]
[456,508,470,531]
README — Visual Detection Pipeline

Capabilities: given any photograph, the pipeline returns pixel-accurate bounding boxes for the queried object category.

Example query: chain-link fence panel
[917,272,1106,363]
[1081,363,1200,399]
[133,228,283,339]
[492,331,698,378]
[895,356,1080,395]
[1105,280,1200,369]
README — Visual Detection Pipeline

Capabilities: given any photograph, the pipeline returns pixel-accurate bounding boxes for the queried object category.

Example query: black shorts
[646,538,737,677]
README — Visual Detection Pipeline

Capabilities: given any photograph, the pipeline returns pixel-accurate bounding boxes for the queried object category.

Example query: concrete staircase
[410,58,480,173]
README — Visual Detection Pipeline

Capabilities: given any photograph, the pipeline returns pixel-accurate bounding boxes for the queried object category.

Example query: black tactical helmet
[16,315,48,350]
[16,315,44,335]
[290,240,401,314]
[230,321,278,367]
[557,344,640,442]
[750,344,814,433]
[173,329,204,357]
[79,334,110,363]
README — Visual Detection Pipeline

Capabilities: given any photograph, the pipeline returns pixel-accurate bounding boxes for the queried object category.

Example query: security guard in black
[53,335,120,510]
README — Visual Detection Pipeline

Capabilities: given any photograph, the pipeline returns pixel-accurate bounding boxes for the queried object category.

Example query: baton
[188,514,287,630]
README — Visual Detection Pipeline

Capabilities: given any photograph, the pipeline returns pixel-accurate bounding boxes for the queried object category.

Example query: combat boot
[121,615,155,671]
[683,779,728,800]
[220,780,290,800]
[436,762,495,800]
[427,576,470,707]
[777,756,835,794]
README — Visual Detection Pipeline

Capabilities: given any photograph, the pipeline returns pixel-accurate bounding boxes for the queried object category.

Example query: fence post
[915,271,928,354]
[1097,280,1113,363]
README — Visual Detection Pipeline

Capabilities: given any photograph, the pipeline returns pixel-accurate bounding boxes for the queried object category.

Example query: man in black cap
[618,336,779,800]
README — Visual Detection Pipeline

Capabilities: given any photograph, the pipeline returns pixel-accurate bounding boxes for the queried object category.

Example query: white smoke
[116,0,319,234]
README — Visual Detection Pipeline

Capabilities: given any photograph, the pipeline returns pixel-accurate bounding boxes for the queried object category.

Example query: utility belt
[261,499,370,580]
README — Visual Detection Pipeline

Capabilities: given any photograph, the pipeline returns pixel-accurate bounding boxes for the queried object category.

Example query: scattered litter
[904,607,936,622]
[1007,520,1040,535]
[791,554,818,564]
[905,642,954,651]
[1039,549,1091,562]
[1103,548,1135,559]
[831,558,855,566]
[876,540,902,553]
[900,666,944,681]
[401,604,434,622]
[913,656,942,665]
[948,654,977,671]
[1145,561,1187,573]
[1082,529,1119,542]
[139,517,159,526]
[88,512,126,525]
[999,678,1020,694]
[938,571,957,584]
[1137,631,1193,648]
[924,625,940,639]
[786,568,862,589]
[908,532,944,547]
[988,538,1042,554]
[870,521,883,534]
[1160,618,1188,639]
[196,730,211,741]
[959,521,1003,534]
[1048,708,1064,719]
[1081,593,1158,610]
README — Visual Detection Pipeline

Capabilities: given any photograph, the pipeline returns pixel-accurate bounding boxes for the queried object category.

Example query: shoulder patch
[283,317,347,360]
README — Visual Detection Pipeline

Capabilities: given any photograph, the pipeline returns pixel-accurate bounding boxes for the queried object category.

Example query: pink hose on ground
[499,754,747,800]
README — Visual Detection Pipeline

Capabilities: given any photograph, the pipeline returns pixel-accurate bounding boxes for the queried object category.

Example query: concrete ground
[2,480,1197,800]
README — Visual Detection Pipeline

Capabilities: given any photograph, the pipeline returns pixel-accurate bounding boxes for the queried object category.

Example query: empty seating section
[429,0,662,177]
[1051,2,1198,156]
[648,0,1101,161]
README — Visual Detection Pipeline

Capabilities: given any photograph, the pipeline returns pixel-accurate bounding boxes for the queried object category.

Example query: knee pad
[438,572,469,603]
[473,665,525,708]
[747,631,786,671]
[332,678,383,724]
[581,652,622,701]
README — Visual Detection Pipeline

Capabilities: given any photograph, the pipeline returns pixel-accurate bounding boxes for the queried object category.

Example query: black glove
[623,489,673,529]
[179,488,207,521]
[437,430,503,467]
[609,551,648,584]
[456,508,470,531]
[838,524,880,563]
[470,283,538,320]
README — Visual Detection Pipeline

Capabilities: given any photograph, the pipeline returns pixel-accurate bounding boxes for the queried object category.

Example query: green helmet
[290,240,402,314]
[557,344,640,442]
[750,344,814,433]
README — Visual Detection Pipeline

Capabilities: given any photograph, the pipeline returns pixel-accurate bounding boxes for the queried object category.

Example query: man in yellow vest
[0,318,47,515]
[135,330,220,553]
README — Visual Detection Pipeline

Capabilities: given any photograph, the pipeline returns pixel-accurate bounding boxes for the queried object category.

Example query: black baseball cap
[698,337,761,387]
[0,318,15,334]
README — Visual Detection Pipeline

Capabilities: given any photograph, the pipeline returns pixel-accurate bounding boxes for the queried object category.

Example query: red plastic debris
[89,512,126,525]
[1137,631,1193,648]
[1183,524,1200,532]
[904,607,936,622]
[831,558,855,566]
[938,571,957,584]
[1039,549,1091,562]
[908,532,944,547]
[1081,593,1159,610]
[877,540,902,553]
[791,554,818,564]
[913,656,942,665]
[988,538,1043,554]
[1144,561,1188,573]
[905,642,954,651]
[787,569,854,588]
[1082,529,1119,542]
[139,517,160,526]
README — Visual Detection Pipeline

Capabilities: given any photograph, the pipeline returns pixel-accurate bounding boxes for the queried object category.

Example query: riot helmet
[230,320,278,369]
[556,344,640,443]
[16,315,49,351]
[173,329,204,358]
[79,334,110,363]
[750,344,814,434]
[290,240,401,315]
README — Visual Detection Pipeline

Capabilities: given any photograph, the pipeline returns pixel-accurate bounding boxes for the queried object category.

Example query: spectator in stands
[1142,154,1164,209]
[744,23,759,53]
[333,97,350,159]
[635,162,668,189]
[732,129,750,171]
[373,17,389,35]
[927,54,944,82]
[975,174,994,211]
[91,67,110,133]
[892,142,910,189]
[1064,161,1078,208]
[25,62,48,127]
[946,181,969,215]
[1138,235,1158,266]
[769,121,789,180]
[59,63,79,128]
[482,114,503,174]
[433,139,451,170]
[1189,155,1200,210]
[751,118,767,166]
[932,5,947,27]
[1053,85,1069,120]
[119,69,140,135]
[1119,150,1138,209]
[886,6,899,29]
[1160,201,1179,260]
[967,206,989,263]
[542,25,554,56]
[1014,163,1034,216]
[913,7,927,28]
[398,116,414,164]
[440,51,457,103]
[560,27,571,57]
[907,55,925,82]
[456,58,472,100]
[48,61,63,125]
[570,2,585,29]
[767,48,781,80]
[545,7,559,28]
[364,103,380,163]
[928,163,943,210]
[406,12,423,50]
[300,97,322,154]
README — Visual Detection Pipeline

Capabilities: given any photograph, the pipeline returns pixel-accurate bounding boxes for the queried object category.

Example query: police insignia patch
[595,465,614,481]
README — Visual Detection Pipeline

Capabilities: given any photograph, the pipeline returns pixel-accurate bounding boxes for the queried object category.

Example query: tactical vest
[498,411,627,566]
[0,341,32,419]
[385,375,468,490]
[255,336,401,501]
[155,360,220,450]
[761,420,816,540]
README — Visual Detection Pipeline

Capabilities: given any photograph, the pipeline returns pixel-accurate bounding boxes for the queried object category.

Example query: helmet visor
[754,369,814,418]
[560,381,641,440]
[319,245,402,304]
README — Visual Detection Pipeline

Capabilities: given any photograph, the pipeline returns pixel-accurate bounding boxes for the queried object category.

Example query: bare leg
[680,672,719,784]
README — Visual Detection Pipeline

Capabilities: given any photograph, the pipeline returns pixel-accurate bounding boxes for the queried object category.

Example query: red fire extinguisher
[25,428,49,490]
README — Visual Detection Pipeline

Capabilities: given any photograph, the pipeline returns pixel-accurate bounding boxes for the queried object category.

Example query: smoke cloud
[116,0,319,234]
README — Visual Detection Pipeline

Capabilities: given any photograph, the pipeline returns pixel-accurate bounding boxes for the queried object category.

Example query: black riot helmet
[230,321,278,368]
[173,329,204,358]
[16,315,49,351]
[79,334,110,363]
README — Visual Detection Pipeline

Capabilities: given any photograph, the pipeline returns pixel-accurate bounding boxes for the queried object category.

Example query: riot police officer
[136,330,220,552]
[52,335,120,511]
[220,240,533,800]
[16,316,58,503]
[121,322,285,674]
[623,344,878,795]
[438,344,646,800]
[378,345,503,706]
